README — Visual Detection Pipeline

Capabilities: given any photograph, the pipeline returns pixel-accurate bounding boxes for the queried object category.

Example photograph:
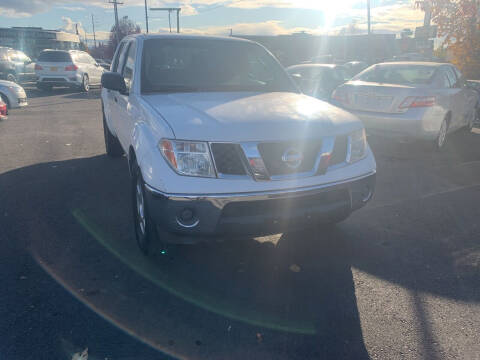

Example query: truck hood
[142,92,361,142]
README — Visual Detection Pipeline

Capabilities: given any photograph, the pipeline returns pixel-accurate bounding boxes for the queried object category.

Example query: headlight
[348,128,367,163]
[159,139,216,178]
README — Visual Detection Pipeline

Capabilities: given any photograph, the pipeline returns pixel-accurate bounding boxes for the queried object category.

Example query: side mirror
[101,72,127,94]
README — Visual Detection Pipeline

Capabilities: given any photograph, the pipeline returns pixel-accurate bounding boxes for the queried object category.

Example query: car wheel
[132,163,158,255]
[102,111,124,157]
[6,73,17,83]
[435,117,449,150]
[81,74,90,92]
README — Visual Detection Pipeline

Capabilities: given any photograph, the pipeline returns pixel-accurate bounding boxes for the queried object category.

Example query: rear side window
[38,51,72,62]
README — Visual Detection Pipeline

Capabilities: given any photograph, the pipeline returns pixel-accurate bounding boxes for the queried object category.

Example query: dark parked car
[0,47,36,84]
[286,64,350,101]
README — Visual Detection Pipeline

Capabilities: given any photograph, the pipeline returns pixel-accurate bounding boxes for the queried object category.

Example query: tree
[106,16,141,59]
[418,0,480,78]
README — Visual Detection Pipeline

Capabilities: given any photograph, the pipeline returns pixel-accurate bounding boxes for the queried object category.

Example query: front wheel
[132,164,158,255]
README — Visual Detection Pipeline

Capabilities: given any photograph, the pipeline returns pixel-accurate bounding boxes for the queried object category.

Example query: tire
[102,111,124,157]
[6,73,17,83]
[435,117,449,151]
[132,163,158,255]
[81,74,90,92]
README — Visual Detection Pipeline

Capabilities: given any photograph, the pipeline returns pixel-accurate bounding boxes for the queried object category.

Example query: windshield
[353,64,437,85]
[37,51,72,62]
[141,39,297,93]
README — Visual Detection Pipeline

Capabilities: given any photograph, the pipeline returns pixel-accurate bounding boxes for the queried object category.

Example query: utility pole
[150,7,181,33]
[109,0,123,44]
[91,14,97,48]
[367,0,371,35]
[144,0,149,33]
[366,0,372,64]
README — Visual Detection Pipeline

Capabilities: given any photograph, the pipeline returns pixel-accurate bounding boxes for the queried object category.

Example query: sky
[0,0,425,43]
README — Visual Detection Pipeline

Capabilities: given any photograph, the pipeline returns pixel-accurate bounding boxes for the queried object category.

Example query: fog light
[176,208,199,228]
[180,208,194,221]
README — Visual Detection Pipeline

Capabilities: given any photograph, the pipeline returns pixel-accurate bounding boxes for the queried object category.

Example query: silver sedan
[0,79,28,110]
[332,62,479,149]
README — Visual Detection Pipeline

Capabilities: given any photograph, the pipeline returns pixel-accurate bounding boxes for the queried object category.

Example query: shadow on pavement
[24,86,101,100]
[1,129,479,359]
[0,154,369,359]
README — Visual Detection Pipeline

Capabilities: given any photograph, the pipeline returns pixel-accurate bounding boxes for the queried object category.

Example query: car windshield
[141,39,297,93]
[353,64,437,85]
[37,51,72,62]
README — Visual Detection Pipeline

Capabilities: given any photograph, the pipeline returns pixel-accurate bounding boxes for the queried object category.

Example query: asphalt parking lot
[0,86,479,360]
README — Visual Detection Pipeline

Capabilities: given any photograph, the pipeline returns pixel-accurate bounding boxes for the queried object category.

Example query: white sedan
[332,62,478,149]
[0,79,28,110]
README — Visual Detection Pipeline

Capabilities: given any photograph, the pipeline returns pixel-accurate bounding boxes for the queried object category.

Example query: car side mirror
[101,72,127,94]
[25,60,32,65]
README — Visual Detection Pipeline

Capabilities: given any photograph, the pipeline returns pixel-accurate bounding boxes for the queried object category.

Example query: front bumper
[144,172,376,242]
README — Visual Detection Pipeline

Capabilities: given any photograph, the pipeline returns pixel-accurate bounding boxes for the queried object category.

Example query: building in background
[0,27,81,59]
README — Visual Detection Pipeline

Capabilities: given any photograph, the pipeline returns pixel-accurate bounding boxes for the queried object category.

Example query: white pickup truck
[101,34,376,254]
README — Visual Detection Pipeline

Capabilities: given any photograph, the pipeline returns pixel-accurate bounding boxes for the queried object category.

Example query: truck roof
[125,33,255,44]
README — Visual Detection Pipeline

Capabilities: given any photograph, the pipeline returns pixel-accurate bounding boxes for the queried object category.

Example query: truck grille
[258,141,322,176]
[211,135,349,178]
[211,143,247,175]
[330,135,348,166]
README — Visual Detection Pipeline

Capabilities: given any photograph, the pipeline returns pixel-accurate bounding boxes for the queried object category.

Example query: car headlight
[348,128,367,163]
[159,139,216,178]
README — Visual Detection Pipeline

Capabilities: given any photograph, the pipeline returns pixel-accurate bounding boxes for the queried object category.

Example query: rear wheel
[435,117,449,150]
[81,74,89,92]
[102,111,124,157]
